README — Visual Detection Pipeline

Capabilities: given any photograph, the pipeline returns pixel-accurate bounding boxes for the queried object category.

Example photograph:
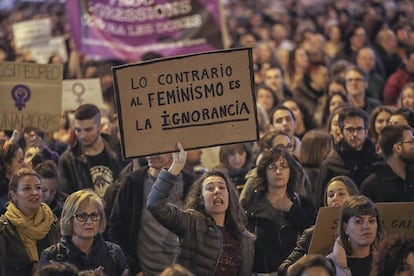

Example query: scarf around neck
[5,202,56,262]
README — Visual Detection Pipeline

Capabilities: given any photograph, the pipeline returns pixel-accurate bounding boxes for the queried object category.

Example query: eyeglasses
[344,126,365,134]
[275,143,294,150]
[267,163,290,172]
[346,78,365,83]
[73,212,101,222]
[399,140,414,145]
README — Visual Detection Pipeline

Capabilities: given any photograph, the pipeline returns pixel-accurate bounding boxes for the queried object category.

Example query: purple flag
[66,0,223,61]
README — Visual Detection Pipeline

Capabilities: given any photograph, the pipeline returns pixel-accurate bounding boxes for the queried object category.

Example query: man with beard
[58,104,123,200]
[361,124,414,202]
[314,107,381,207]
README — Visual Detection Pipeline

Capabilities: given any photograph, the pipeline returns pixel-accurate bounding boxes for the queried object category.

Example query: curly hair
[371,235,414,276]
[184,170,247,240]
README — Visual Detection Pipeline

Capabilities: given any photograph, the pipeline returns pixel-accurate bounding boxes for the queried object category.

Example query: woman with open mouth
[147,143,255,275]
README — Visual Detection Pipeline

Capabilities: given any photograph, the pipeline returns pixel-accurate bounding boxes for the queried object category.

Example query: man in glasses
[314,107,381,207]
[345,65,381,114]
[361,124,414,202]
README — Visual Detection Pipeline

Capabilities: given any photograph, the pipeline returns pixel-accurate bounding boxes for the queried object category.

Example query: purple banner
[66,0,223,61]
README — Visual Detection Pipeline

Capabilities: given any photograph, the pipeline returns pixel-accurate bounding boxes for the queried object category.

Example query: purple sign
[66,0,223,61]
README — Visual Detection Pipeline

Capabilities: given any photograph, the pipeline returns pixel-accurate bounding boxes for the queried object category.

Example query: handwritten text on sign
[113,48,258,158]
[0,62,62,132]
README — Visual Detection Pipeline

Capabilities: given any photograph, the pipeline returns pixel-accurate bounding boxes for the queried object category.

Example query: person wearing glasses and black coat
[39,189,128,275]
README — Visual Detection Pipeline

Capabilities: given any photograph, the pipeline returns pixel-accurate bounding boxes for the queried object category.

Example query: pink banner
[66,0,224,61]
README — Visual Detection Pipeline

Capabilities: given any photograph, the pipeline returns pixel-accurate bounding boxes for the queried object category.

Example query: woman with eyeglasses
[240,129,312,204]
[0,168,59,275]
[39,189,128,275]
[241,147,315,274]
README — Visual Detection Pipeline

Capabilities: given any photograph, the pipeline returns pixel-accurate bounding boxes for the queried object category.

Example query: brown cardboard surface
[112,48,258,159]
[309,202,414,256]
[0,61,63,132]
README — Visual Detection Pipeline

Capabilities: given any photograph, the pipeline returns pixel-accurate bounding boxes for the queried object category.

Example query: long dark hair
[254,147,299,195]
[184,170,247,240]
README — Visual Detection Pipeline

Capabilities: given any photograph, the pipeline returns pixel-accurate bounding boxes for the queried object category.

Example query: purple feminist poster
[66,0,223,61]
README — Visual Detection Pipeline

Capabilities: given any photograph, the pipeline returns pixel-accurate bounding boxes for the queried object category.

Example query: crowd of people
[1,0,414,275]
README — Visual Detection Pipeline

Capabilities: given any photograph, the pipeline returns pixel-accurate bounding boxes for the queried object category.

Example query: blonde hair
[60,189,106,236]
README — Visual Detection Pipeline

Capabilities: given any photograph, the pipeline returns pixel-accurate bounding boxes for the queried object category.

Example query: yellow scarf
[5,202,56,262]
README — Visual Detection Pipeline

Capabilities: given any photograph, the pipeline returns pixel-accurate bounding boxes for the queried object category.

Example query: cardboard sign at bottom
[309,202,414,256]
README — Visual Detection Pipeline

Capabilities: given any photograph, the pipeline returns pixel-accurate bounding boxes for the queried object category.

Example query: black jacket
[314,139,381,207]
[0,215,60,276]
[278,226,314,275]
[361,162,414,202]
[39,235,128,275]
[58,133,123,201]
[241,189,315,273]
[107,166,194,274]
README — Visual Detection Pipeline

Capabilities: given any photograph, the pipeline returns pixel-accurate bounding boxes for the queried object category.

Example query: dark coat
[107,167,194,274]
[0,215,60,276]
[278,226,314,275]
[314,139,381,208]
[58,133,123,201]
[361,162,414,202]
[147,170,255,276]
[241,188,315,273]
[39,235,128,275]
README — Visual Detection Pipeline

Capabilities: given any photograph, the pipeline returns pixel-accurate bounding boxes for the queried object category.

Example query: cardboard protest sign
[376,202,414,238]
[12,18,51,49]
[308,206,340,256]
[66,0,224,61]
[309,202,414,256]
[113,48,258,159]
[0,61,63,132]
[62,78,103,111]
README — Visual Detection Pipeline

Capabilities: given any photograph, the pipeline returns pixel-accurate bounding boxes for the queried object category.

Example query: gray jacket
[147,170,255,276]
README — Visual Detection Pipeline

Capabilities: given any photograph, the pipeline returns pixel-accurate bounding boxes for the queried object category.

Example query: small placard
[12,18,51,48]
[0,61,63,132]
[62,78,103,111]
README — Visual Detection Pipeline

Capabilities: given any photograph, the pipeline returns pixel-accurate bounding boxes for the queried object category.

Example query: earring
[347,235,350,242]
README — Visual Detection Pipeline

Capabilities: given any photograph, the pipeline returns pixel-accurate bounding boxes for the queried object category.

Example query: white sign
[62,78,104,111]
[12,18,51,49]
[29,36,68,64]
